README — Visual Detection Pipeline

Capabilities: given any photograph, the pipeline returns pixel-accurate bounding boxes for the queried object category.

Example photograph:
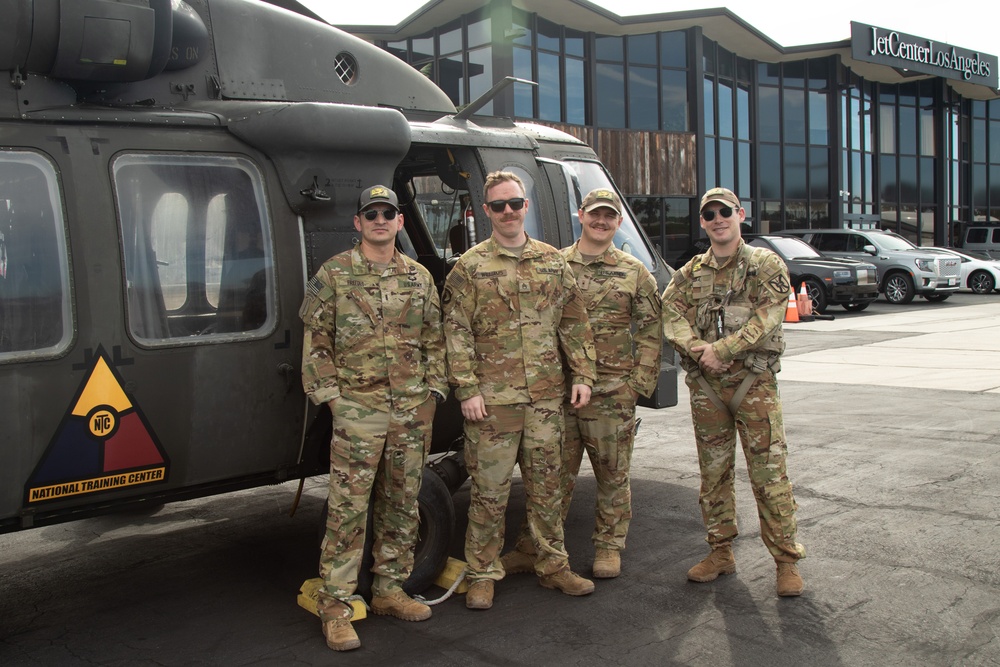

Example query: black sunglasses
[701,206,734,222]
[361,208,398,221]
[486,198,526,213]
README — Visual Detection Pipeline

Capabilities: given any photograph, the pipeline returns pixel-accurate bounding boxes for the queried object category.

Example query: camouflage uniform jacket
[662,240,788,371]
[299,246,447,411]
[561,241,662,396]
[443,235,597,405]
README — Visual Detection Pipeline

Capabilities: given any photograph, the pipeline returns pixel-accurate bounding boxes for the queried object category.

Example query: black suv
[744,235,879,312]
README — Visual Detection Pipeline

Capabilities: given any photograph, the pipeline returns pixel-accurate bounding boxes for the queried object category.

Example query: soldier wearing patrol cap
[442,170,598,610]
[502,187,662,580]
[300,184,448,650]
[661,186,806,597]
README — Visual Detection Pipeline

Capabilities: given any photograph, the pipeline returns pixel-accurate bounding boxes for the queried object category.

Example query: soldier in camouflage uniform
[442,171,597,610]
[503,188,662,580]
[300,185,448,650]
[661,187,806,597]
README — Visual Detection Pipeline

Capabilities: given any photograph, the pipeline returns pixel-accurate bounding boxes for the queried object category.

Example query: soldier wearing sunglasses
[300,184,448,651]
[661,186,806,598]
[442,170,597,610]
[502,188,662,581]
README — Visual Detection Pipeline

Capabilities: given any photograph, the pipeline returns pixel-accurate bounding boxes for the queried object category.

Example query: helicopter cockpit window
[556,159,657,271]
[0,151,73,362]
[113,154,275,346]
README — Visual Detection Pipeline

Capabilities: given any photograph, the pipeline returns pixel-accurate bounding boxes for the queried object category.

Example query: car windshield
[769,236,822,259]
[875,231,918,251]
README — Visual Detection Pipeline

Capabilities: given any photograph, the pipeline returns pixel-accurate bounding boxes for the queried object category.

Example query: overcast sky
[301,0,998,56]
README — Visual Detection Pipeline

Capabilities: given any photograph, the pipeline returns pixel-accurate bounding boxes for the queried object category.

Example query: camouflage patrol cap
[700,187,741,212]
[581,188,622,214]
[358,184,400,212]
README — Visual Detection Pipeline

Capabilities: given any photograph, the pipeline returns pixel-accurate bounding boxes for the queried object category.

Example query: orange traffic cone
[797,283,814,321]
[784,290,800,323]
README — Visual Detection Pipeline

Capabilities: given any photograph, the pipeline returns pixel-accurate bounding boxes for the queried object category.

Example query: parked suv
[744,234,879,312]
[960,225,1000,259]
[782,228,961,304]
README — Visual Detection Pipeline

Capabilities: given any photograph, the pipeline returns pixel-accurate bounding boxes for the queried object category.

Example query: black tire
[318,467,455,600]
[923,293,950,302]
[883,272,915,304]
[969,270,996,294]
[803,278,827,313]
[404,468,455,595]
[842,301,872,312]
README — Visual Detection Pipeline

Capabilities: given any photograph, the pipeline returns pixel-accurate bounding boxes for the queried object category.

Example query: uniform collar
[703,239,746,269]
[566,239,619,266]
[487,233,543,259]
[350,245,408,275]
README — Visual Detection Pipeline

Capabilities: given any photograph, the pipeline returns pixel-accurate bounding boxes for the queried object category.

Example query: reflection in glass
[660,31,686,68]
[809,91,828,145]
[661,69,688,132]
[514,47,533,117]
[785,146,807,199]
[566,58,586,125]
[538,51,561,121]
[466,47,493,115]
[597,63,625,127]
[629,66,658,130]
[628,34,657,65]
[783,88,805,144]
[759,87,779,143]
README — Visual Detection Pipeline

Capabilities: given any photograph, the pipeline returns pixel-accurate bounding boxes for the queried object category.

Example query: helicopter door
[111,151,305,485]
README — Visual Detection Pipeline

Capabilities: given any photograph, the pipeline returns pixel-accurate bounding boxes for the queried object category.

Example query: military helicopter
[0,0,676,592]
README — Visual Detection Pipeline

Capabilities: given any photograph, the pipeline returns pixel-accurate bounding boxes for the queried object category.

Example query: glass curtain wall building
[329,1,1000,267]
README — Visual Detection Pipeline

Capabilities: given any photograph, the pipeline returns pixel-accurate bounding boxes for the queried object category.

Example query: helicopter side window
[0,151,73,362]
[113,154,275,346]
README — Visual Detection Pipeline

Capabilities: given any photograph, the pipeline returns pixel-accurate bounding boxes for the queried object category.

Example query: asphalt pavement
[1,293,998,666]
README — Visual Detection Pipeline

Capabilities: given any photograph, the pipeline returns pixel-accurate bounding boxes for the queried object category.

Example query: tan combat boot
[592,548,621,579]
[776,562,804,597]
[501,549,536,575]
[539,568,595,596]
[686,546,736,582]
[322,618,360,652]
[466,579,494,610]
[371,590,432,621]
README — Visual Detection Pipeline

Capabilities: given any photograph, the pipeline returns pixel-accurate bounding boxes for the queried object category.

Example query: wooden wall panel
[535,122,697,198]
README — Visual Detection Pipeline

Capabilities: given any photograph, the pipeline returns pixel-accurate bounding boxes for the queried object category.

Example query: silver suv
[782,228,961,304]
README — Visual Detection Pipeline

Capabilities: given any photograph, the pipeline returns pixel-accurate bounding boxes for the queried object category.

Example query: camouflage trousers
[514,383,637,553]
[685,364,806,563]
[464,398,569,580]
[316,394,434,620]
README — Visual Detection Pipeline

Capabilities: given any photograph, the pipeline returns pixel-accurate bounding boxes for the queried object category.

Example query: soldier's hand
[570,384,591,409]
[692,343,731,375]
[461,395,488,422]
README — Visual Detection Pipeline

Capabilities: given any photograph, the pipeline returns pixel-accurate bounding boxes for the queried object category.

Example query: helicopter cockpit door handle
[277,363,296,393]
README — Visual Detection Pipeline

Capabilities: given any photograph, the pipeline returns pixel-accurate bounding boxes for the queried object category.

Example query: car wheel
[923,293,950,302]
[969,270,995,294]
[843,301,872,312]
[804,278,827,313]
[883,272,915,304]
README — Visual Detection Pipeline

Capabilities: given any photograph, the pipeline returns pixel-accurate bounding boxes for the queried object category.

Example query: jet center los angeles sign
[851,22,998,89]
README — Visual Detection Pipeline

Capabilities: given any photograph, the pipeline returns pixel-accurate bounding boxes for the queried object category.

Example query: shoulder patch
[768,274,790,294]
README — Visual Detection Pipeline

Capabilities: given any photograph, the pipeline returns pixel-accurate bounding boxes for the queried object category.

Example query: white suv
[782,228,961,304]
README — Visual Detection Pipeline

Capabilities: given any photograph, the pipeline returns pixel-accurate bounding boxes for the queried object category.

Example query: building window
[751,57,833,230]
